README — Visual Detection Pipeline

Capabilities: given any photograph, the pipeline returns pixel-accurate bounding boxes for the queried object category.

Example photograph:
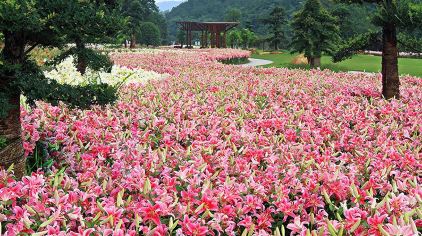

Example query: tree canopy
[121,0,158,47]
[0,0,123,178]
[225,8,242,22]
[263,7,287,50]
[138,22,161,46]
[290,0,340,67]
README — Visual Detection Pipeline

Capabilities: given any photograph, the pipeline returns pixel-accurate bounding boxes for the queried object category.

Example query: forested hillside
[157,1,184,12]
[165,0,375,44]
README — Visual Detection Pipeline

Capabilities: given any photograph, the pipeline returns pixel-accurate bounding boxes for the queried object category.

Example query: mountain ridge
[165,0,374,44]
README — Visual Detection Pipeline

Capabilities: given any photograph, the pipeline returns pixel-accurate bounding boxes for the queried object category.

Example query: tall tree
[240,28,256,49]
[225,8,242,22]
[333,0,422,99]
[290,0,340,67]
[227,30,242,48]
[331,3,376,40]
[176,30,186,47]
[146,12,168,44]
[138,22,161,46]
[121,0,158,48]
[263,7,287,50]
[0,0,118,179]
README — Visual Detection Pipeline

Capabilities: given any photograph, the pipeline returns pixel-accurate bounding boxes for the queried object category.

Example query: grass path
[252,51,422,77]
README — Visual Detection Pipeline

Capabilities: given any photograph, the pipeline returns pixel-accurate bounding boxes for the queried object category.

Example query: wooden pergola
[176,21,239,48]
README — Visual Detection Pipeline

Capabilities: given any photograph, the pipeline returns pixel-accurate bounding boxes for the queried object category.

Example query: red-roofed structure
[176,21,239,48]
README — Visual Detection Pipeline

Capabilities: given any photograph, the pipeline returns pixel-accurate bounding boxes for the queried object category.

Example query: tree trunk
[0,32,26,179]
[130,34,136,49]
[308,57,321,68]
[75,41,87,75]
[124,40,128,48]
[382,23,400,99]
[313,57,321,68]
[0,92,25,179]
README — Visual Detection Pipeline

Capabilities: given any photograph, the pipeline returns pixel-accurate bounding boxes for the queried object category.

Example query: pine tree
[333,0,422,99]
[0,0,122,178]
[290,0,340,67]
[263,7,287,50]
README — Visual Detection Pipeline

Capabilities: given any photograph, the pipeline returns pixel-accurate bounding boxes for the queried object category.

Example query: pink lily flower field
[1,49,421,235]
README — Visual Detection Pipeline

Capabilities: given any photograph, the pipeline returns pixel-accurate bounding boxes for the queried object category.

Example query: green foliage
[166,0,303,38]
[331,3,376,40]
[0,136,7,150]
[146,12,168,44]
[263,7,287,50]
[26,141,59,174]
[225,8,242,22]
[165,0,374,46]
[138,22,161,46]
[12,61,118,109]
[220,57,249,65]
[240,28,257,49]
[176,30,186,45]
[0,0,123,119]
[226,30,242,48]
[48,47,113,73]
[333,31,381,62]
[0,1,64,49]
[56,0,123,44]
[121,0,158,36]
[55,0,122,73]
[372,0,420,28]
[0,92,14,118]
[290,0,340,59]
[398,32,422,53]
[333,0,422,62]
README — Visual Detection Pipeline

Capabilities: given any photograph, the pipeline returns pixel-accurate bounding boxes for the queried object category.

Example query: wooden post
[176,22,240,49]
[210,28,215,48]
[200,31,204,48]
[185,23,189,48]
[223,31,227,48]
[205,30,209,48]
[188,26,192,48]
[216,32,220,48]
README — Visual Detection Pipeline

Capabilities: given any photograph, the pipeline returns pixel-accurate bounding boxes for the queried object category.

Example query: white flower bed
[44,56,167,86]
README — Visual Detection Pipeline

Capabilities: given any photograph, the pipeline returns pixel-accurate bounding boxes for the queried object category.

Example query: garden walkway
[241,58,273,67]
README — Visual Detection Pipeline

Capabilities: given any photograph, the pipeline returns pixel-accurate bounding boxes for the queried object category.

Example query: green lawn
[252,51,422,77]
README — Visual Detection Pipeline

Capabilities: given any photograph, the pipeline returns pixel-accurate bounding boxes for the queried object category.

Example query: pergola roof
[176,21,239,32]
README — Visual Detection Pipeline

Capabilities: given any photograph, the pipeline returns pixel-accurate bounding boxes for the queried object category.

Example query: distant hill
[158,1,184,12]
[165,0,374,44]
[165,0,302,39]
